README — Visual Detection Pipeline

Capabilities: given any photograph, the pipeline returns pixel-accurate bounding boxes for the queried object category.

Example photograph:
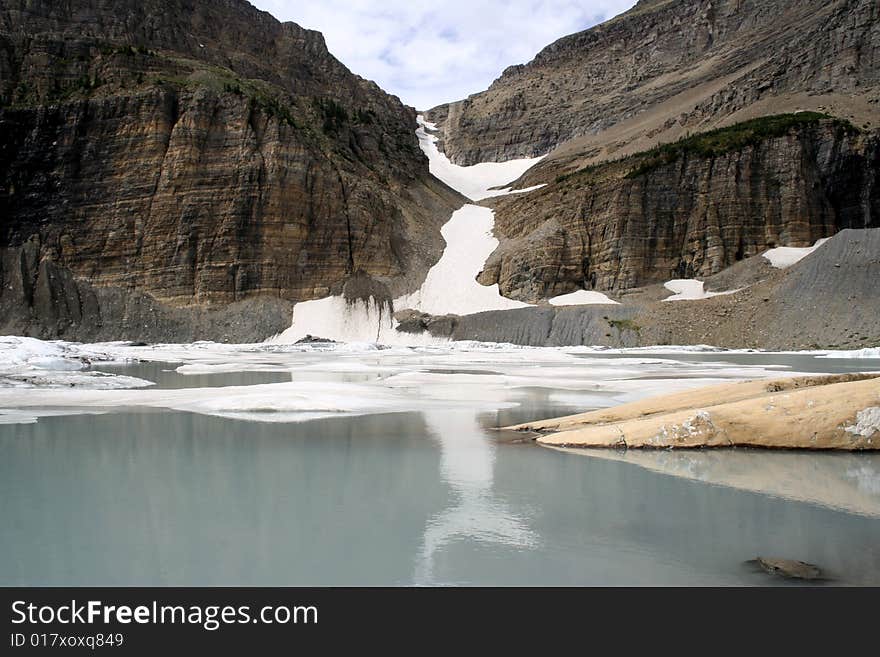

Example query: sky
[250,1,638,110]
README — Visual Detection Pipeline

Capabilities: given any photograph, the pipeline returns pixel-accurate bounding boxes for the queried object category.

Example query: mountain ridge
[417,0,879,311]
[426,0,879,167]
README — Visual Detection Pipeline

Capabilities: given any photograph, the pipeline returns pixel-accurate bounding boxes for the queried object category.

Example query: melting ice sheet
[0,336,152,389]
[0,338,808,425]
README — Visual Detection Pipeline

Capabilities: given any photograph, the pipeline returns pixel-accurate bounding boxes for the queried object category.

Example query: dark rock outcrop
[392,308,460,337]
[0,0,463,341]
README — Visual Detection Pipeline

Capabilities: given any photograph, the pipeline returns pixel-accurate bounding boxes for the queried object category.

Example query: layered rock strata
[506,373,880,451]
[427,0,880,165]
[479,118,879,302]
[0,0,463,341]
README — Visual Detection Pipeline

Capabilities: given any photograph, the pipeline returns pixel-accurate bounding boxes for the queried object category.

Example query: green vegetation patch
[553,113,859,187]
[248,90,299,128]
[314,97,349,135]
[623,113,859,179]
[607,318,641,333]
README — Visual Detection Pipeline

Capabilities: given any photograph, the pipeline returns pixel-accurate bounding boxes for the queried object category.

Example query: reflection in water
[845,464,880,497]
[415,411,538,584]
[550,448,880,518]
[3,350,880,586]
[2,408,880,585]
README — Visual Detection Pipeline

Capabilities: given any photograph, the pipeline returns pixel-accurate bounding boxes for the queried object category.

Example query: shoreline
[507,373,880,451]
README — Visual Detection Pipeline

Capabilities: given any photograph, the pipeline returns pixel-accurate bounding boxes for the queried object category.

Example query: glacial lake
[1,347,879,586]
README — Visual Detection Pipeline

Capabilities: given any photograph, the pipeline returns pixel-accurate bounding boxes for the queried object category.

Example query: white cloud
[250,1,637,109]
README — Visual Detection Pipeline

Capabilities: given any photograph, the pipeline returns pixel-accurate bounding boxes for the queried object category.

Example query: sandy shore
[507,373,880,450]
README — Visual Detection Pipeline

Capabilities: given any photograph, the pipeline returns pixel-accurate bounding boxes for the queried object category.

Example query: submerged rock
[754,557,823,581]
[294,335,338,345]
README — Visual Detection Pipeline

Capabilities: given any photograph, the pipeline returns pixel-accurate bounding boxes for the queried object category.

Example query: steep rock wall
[478,120,878,301]
[0,0,463,341]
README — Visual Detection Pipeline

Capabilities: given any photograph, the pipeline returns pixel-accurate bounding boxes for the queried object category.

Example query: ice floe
[817,347,880,359]
[0,337,816,424]
[0,336,150,389]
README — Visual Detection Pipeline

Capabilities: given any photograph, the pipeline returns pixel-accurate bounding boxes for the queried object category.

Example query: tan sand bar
[506,373,880,450]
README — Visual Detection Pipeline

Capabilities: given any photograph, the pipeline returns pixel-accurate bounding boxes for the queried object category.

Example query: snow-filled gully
[270,117,618,345]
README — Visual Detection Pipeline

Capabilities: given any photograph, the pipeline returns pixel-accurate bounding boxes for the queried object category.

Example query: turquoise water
[2,353,879,586]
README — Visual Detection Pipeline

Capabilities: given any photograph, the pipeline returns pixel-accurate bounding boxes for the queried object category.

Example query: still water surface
[2,351,879,586]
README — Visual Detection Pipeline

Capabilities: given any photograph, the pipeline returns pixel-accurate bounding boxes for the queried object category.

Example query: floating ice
[0,336,149,389]
[818,347,880,359]
[0,337,814,424]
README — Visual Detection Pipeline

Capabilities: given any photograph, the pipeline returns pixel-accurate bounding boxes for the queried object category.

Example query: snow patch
[762,238,830,269]
[548,290,619,306]
[415,115,543,202]
[662,280,740,302]
[489,183,547,196]
[396,119,544,315]
[272,117,544,343]
[396,204,531,316]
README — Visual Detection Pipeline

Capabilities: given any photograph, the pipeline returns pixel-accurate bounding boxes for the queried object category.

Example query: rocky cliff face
[0,0,463,341]
[427,0,879,166]
[478,116,879,301]
[408,229,880,351]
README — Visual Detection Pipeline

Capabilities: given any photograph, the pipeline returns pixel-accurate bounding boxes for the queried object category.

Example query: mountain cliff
[427,0,878,166]
[0,0,463,341]
[479,114,878,301]
[421,0,879,306]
